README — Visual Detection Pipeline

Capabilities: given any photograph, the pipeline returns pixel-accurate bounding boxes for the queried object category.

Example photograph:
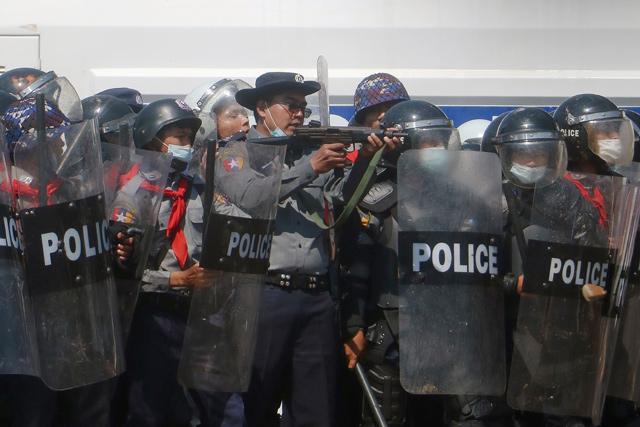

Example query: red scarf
[163,177,189,269]
[13,178,63,207]
[564,173,608,227]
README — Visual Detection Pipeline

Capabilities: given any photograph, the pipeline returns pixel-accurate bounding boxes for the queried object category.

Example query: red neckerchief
[13,178,63,207]
[118,163,164,193]
[563,173,608,227]
[163,177,189,269]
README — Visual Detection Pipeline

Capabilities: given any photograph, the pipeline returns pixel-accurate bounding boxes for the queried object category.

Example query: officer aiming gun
[256,122,407,151]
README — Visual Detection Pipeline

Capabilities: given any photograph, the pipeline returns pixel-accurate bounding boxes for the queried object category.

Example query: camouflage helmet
[353,73,409,124]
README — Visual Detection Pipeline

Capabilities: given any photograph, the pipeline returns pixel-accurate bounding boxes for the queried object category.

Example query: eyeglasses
[273,101,312,118]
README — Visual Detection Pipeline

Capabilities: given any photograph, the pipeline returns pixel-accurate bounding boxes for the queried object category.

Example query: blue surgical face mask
[164,143,193,164]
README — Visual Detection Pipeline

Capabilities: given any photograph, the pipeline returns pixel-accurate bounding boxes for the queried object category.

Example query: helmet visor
[584,117,634,167]
[496,139,567,188]
[22,76,83,122]
[407,127,461,151]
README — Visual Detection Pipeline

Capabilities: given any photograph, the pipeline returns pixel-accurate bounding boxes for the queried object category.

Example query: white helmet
[457,119,491,151]
[183,78,252,142]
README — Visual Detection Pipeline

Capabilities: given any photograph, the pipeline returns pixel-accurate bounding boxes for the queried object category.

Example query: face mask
[510,163,547,185]
[597,139,622,164]
[165,143,194,164]
[266,108,287,137]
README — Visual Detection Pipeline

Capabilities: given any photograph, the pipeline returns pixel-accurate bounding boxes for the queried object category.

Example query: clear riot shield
[13,119,125,390]
[397,149,506,395]
[607,178,640,403]
[507,172,624,422]
[102,137,171,338]
[178,138,285,392]
[0,125,37,375]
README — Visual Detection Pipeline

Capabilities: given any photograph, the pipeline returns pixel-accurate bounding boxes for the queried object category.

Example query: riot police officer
[124,98,227,427]
[553,94,636,427]
[338,73,410,427]
[341,99,463,426]
[496,102,631,427]
[1,77,129,427]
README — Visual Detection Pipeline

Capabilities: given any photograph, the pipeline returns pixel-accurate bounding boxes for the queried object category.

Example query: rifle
[253,122,407,150]
[292,122,407,147]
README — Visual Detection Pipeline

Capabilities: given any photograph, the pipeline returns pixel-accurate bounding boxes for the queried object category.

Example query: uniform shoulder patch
[111,207,136,224]
[222,155,244,172]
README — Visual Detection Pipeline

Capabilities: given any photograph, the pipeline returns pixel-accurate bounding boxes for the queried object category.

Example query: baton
[354,362,388,427]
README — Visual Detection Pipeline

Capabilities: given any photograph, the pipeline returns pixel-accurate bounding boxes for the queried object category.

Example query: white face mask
[510,163,547,185]
[597,138,622,164]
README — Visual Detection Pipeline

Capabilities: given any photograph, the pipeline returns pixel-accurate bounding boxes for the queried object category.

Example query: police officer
[0,90,131,427]
[490,108,574,427]
[553,95,635,427]
[125,98,222,427]
[496,101,629,427]
[182,78,254,426]
[235,71,397,426]
[340,99,460,426]
[337,73,410,427]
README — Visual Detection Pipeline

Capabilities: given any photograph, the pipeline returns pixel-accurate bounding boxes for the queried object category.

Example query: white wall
[2,0,640,104]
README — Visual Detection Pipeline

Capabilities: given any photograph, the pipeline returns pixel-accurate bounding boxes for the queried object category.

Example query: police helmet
[493,107,567,188]
[133,98,201,149]
[480,111,511,155]
[382,100,460,152]
[554,94,633,174]
[82,95,135,141]
[352,73,410,125]
[184,79,251,142]
[0,68,45,96]
[96,87,144,112]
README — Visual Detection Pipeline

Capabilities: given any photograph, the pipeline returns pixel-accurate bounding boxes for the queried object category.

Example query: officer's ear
[255,100,269,123]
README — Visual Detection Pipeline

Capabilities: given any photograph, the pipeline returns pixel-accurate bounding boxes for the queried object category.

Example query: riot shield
[607,179,640,403]
[13,119,125,390]
[0,125,37,375]
[102,136,171,338]
[178,138,285,392]
[507,172,625,421]
[397,149,506,395]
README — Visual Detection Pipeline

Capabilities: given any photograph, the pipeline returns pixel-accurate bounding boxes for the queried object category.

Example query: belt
[139,291,191,317]
[266,271,329,291]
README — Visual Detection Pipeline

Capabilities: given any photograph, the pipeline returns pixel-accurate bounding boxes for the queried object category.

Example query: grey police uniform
[125,174,204,427]
[243,127,371,427]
